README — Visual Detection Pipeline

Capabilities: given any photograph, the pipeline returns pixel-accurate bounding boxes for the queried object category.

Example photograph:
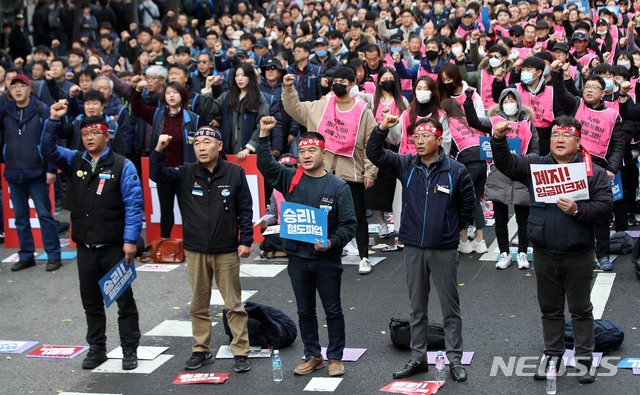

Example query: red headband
[551,125,580,138]
[82,123,109,135]
[278,156,299,166]
[298,138,325,149]
[414,122,442,137]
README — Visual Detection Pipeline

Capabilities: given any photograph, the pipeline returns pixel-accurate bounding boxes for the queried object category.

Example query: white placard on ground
[304,377,343,392]
[215,345,272,359]
[92,354,173,374]
[145,320,215,337]
[136,264,181,272]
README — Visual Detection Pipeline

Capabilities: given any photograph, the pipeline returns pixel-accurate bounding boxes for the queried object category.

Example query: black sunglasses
[509,32,521,37]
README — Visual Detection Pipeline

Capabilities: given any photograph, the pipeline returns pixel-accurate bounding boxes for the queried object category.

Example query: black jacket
[491,136,612,254]
[150,150,253,253]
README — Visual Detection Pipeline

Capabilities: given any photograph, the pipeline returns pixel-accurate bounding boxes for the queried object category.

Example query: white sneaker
[359,257,372,274]
[467,225,476,240]
[517,252,529,269]
[378,223,390,239]
[343,239,359,256]
[496,252,512,269]
[472,239,488,254]
[458,240,474,254]
[510,237,519,246]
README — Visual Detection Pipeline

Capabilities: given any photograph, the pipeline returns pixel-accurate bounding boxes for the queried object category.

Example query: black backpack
[223,301,297,349]
[564,319,624,354]
[389,318,445,350]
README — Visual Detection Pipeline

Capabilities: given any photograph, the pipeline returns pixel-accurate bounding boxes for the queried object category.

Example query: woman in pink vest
[367,67,408,243]
[436,63,486,119]
[384,76,449,251]
[441,98,490,255]
[464,88,539,269]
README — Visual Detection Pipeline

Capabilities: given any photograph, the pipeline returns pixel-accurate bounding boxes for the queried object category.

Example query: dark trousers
[347,181,368,258]
[534,248,594,358]
[595,217,610,259]
[494,201,530,253]
[463,161,487,230]
[77,244,140,352]
[287,255,345,360]
[156,181,182,238]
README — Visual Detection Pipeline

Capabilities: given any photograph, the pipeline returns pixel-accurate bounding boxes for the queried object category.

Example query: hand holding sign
[556,197,578,215]
[314,239,332,251]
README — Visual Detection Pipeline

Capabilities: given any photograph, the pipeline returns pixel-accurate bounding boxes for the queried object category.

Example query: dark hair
[205,29,219,39]
[521,56,546,71]
[437,21,455,39]
[298,21,314,36]
[365,44,382,56]
[100,34,113,41]
[585,74,606,90]
[78,68,97,80]
[613,65,631,80]
[497,36,514,49]
[240,32,256,44]
[174,46,191,55]
[69,48,86,60]
[373,67,407,116]
[168,22,183,36]
[409,76,440,134]
[151,34,164,43]
[83,89,106,104]
[169,62,189,77]
[227,63,261,113]
[552,115,582,134]
[34,45,51,56]
[293,42,310,53]
[333,66,356,83]
[326,30,343,40]
[163,82,189,108]
[33,60,48,71]
[80,115,108,129]
[488,45,507,57]
[51,57,67,67]
[534,50,553,64]
[441,98,469,128]
[591,63,615,76]
[437,63,462,99]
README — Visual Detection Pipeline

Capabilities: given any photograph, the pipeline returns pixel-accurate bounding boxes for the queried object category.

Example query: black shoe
[576,357,596,384]
[11,259,35,272]
[233,356,251,373]
[534,354,562,380]
[185,351,214,370]
[392,359,428,379]
[450,364,467,382]
[122,350,138,370]
[46,259,62,272]
[82,349,108,369]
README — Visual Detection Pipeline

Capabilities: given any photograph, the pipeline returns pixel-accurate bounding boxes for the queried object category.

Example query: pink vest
[418,66,438,80]
[569,65,578,80]
[514,47,532,58]
[449,117,483,154]
[494,25,510,37]
[517,83,554,128]
[480,69,509,109]
[573,50,598,68]
[398,110,441,155]
[274,190,285,223]
[553,24,566,40]
[456,25,470,38]
[317,95,368,157]
[630,78,637,102]
[451,87,480,112]
[604,98,620,113]
[490,115,532,154]
[574,99,618,159]
[374,99,400,124]
[383,54,413,91]
[536,38,550,48]
[362,81,376,95]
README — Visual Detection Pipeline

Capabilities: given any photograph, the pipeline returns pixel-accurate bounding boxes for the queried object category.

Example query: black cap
[389,32,404,43]
[260,58,285,72]
[535,21,549,30]
[572,31,588,41]
[552,42,570,53]
[236,49,248,58]
[462,11,474,18]
[255,37,269,48]
[313,37,328,47]
[509,25,524,36]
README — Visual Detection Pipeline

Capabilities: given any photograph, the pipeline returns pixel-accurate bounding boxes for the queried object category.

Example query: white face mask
[489,57,502,68]
[503,102,518,116]
[270,31,278,40]
[543,65,551,76]
[451,46,463,57]
[597,29,608,36]
[349,85,360,98]
[618,61,631,70]
[509,50,519,61]
[416,90,432,103]
[477,46,486,57]
[232,39,241,48]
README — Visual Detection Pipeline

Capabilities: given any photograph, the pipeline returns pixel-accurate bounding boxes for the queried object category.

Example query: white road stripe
[479,215,518,261]
[590,273,616,320]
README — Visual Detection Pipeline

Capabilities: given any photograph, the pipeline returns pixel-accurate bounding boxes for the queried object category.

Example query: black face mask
[425,50,439,61]
[332,83,348,97]
[380,80,396,92]
[443,82,456,93]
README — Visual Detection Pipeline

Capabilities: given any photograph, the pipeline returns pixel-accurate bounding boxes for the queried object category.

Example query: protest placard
[530,163,589,203]
[479,136,521,160]
[280,202,328,246]
[99,259,137,308]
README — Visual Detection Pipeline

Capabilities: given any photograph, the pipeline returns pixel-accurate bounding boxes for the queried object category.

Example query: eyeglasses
[489,54,501,59]
[9,84,28,89]
[583,84,602,91]
[550,132,577,139]
[509,32,521,37]
[412,133,437,141]
[197,60,211,64]
[264,66,279,71]
[81,130,106,138]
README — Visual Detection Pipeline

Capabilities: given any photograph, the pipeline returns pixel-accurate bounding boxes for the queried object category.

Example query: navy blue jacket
[286,62,322,102]
[0,96,56,183]
[150,107,200,164]
[491,136,613,254]
[41,119,143,244]
[367,126,476,249]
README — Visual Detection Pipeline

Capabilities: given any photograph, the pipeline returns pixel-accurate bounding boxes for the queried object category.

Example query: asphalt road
[1,220,639,395]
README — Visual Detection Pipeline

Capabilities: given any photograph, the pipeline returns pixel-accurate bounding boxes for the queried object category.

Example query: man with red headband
[367,115,476,382]
[257,116,356,377]
[282,65,378,275]
[491,115,612,385]
[42,104,144,371]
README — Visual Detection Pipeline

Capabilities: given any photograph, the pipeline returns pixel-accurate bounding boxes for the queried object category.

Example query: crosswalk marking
[590,273,616,320]
[479,216,518,261]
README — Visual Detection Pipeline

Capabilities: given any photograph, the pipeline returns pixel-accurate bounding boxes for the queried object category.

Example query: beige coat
[282,85,378,183]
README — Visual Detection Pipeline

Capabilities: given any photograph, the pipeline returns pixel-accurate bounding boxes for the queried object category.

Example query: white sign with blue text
[479,136,521,160]
[99,258,137,308]
[280,202,328,246]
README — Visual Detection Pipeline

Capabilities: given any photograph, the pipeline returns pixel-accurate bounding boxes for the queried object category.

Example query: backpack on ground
[389,318,445,350]
[564,319,624,354]
[609,231,634,254]
[223,301,297,349]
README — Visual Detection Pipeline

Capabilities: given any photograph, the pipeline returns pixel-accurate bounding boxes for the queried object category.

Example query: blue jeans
[9,181,61,260]
[287,256,345,360]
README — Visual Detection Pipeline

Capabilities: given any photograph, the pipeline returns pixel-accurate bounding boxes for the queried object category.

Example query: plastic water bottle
[546,360,557,394]
[272,349,283,382]
[435,351,446,382]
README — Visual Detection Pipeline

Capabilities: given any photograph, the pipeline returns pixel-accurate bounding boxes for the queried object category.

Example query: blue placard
[612,171,623,202]
[280,202,328,246]
[98,258,137,308]
[479,137,522,160]
[616,357,640,369]
[566,0,590,14]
